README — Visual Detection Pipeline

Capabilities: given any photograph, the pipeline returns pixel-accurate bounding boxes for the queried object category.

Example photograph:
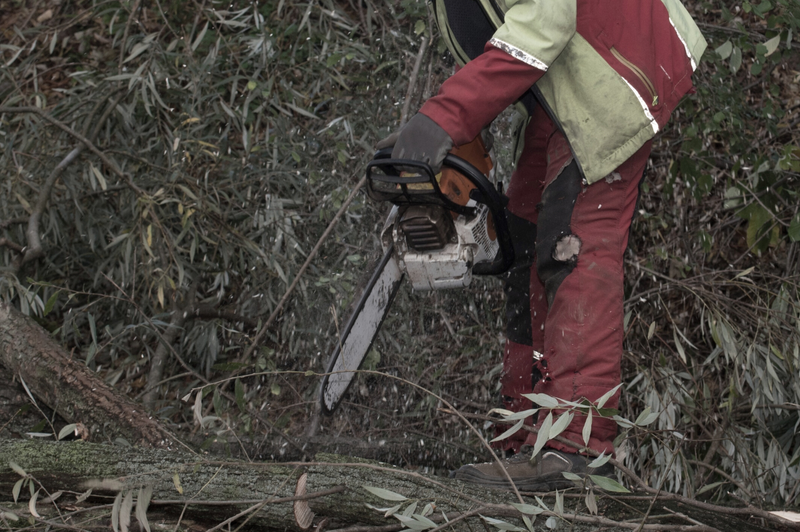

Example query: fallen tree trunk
[0,439,786,532]
[0,439,527,531]
[0,302,179,448]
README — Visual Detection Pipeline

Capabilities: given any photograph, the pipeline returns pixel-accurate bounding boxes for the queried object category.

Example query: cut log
[0,302,179,448]
[0,439,526,531]
[0,440,783,532]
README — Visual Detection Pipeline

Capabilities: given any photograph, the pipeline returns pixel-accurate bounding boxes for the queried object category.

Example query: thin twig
[635,435,685,532]
[661,507,713,529]
[219,387,308,458]
[134,372,193,401]
[27,516,91,532]
[427,507,487,532]
[736,180,790,227]
[0,408,20,435]
[350,497,723,532]
[328,523,404,532]
[0,238,24,253]
[399,37,428,127]
[118,0,142,72]
[686,459,752,499]
[0,217,27,230]
[203,501,264,532]
[328,508,488,532]
[17,0,45,31]
[141,295,191,408]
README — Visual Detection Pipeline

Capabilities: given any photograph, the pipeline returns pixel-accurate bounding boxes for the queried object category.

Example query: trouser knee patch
[536,160,582,307]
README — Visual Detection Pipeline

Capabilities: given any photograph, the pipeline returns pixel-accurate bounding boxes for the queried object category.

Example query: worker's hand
[376,113,453,174]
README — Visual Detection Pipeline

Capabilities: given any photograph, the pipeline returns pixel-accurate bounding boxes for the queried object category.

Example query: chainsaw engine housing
[382,203,498,291]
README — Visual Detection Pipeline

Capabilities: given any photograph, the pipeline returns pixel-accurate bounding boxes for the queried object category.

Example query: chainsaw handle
[368,149,515,276]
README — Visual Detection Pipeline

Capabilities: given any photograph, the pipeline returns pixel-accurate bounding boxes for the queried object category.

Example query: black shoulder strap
[441,0,496,61]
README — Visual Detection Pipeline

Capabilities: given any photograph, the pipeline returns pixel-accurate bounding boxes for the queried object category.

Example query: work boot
[451,446,613,492]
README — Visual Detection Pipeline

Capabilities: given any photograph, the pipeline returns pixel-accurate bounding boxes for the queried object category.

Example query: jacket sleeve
[490,0,576,70]
[419,0,576,146]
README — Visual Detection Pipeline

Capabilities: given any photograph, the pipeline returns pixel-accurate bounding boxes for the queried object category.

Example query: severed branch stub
[0,302,181,448]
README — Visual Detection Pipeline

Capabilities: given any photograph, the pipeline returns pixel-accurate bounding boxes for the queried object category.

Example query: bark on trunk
[0,302,179,448]
[0,439,523,531]
[195,433,481,471]
[0,440,778,532]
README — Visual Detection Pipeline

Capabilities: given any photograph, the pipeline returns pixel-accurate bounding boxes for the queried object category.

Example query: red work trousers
[498,104,651,455]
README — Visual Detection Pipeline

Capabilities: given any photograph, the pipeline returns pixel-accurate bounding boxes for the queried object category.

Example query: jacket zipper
[610,47,658,106]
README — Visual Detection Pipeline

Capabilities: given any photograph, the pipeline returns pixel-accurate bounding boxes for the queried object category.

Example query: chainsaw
[319,137,514,414]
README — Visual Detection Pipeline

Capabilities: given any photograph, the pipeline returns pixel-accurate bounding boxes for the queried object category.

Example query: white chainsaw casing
[401,244,473,291]
[381,203,499,291]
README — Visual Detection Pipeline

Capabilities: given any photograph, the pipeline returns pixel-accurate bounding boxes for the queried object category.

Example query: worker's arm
[421,0,576,145]
[384,0,576,169]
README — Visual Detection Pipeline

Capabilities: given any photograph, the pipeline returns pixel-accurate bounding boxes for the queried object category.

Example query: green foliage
[0,0,458,450]
[0,2,415,368]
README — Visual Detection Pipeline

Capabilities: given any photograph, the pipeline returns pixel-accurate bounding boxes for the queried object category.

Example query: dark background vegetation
[1,0,799,525]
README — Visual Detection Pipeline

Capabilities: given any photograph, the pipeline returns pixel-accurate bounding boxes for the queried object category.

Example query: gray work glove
[376,113,453,174]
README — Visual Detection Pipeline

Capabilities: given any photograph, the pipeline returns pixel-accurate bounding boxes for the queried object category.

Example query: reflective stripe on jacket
[427,0,707,184]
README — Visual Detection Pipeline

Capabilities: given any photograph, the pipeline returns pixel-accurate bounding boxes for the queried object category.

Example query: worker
[377,0,706,491]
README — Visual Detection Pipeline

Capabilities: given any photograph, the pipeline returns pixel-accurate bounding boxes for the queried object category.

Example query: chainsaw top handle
[366,148,515,276]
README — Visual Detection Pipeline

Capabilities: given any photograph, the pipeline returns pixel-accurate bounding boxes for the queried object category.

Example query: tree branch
[12,146,83,270]
[0,238,24,254]
[0,105,144,195]
[399,37,428,127]
[0,302,182,448]
[3,92,128,272]
[0,217,27,230]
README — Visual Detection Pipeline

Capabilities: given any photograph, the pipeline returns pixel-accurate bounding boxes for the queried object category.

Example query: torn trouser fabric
[498,103,651,455]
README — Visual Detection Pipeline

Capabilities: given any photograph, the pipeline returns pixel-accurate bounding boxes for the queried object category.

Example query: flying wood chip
[293,472,314,530]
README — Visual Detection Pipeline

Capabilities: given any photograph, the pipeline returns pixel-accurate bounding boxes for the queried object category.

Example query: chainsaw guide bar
[319,244,403,414]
